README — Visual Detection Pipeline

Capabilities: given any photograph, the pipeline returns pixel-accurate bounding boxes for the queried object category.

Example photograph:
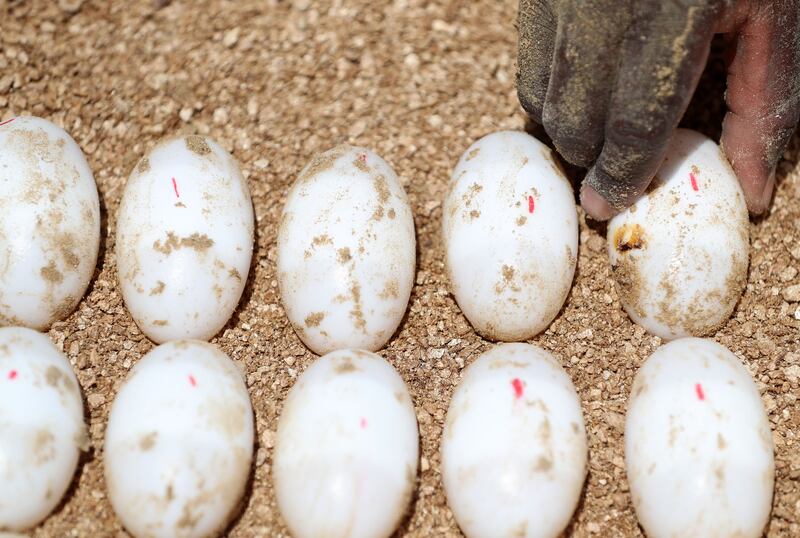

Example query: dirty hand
[517,0,800,219]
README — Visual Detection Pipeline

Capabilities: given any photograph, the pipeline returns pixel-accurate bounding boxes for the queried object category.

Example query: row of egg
[0,326,774,538]
[1,117,749,349]
[277,128,750,351]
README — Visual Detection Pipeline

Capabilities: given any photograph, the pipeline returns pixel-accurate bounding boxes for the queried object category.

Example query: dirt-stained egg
[626,338,773,537]
[116,135,254,343]
[104,340,253,538]
[0,116,100,330]
[277,147,415,355]
[442,131,578,341]
[0,327,87,531]
[441,343,587,538]
[608,129,749,340]
[273,349,419,538]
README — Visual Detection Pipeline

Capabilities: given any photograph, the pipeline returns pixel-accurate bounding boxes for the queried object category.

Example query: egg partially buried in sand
[625,338,773,537]
[277,146,416,355]
[0,327,88,531]
[607,129,749,340]
[0,116,100,330]
[116,135,254,343]
[104,340,253,538]
[442,131,578,341]
[441,343,587,538]
[273,349,419,538]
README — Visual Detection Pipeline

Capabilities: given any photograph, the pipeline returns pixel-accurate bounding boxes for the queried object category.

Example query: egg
[442,131,578,341]
[607,129,749,340]
[104,340,253,538]
[0,116,100,330]
[0,327,87,531]
[273,349,418,538]
[441,343,587,538]
[277,146,415,355]
[115,135,254,343]
[626,337,773,537]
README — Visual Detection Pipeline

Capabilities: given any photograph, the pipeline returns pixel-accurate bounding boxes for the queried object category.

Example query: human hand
[517,0,800,219]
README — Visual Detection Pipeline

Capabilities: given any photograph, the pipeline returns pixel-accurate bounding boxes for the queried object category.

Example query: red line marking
[8,370,17,380]
[695,383,705,401]
[528,195,535,214]
[0,118,15,127]
[188,375,197,387]
[690,173,699,192]
[172,177,180,198]
[511,378,525,399]
[359,417,368,429]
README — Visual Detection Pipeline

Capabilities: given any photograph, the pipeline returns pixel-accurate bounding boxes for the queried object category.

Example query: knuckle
[552,133,599,168]
[606,116,671,152]
[542,102,603,167]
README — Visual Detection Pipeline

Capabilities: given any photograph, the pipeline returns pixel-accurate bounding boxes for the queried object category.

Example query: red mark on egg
[528,195,535,214]
[172,177,180,198]
[8,370,17,380]
[695,383,705,401]
[0,118,15,127]
[690,173,699,192]
[511,378,525,399]
[188,375,197,387]
[359,417,368,429]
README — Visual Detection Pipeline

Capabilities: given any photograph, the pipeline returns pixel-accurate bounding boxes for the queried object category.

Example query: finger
[541,0,630,167]
[720,1,800,214]
[517,0,557,123]
[580,183,615,221]
[583,1,718,215]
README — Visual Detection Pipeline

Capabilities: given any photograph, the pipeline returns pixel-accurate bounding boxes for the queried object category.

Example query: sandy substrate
[1,0,799,536]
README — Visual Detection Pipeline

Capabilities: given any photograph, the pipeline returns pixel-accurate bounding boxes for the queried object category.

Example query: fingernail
[757,169,775,214]
[580,183,616,221]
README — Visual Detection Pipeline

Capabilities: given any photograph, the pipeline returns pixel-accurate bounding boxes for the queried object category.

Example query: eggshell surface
[626,337,773,538]
[0,116,100,330]
[273,349,419,538]
[116,135,254,343]
[0,327,87,531]
[441,343,587,538]
[104,341,253,538]
[608,129,749,340]
[442,131,578,341]
[277,147,415,355]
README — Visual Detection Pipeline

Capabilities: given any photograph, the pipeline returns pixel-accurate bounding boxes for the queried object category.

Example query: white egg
[442,131,578,341]
[626,337,773,537]
[116,135,254,343]
[441,343,587,538]
[0,327,87,531]
[607,129,749,340]
[0,116,100,330]
[104,340,253,538]
[277,147,416,355]
[273,349,419,538]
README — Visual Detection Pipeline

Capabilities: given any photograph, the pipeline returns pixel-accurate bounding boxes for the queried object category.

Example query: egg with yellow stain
[607,129,749,340]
